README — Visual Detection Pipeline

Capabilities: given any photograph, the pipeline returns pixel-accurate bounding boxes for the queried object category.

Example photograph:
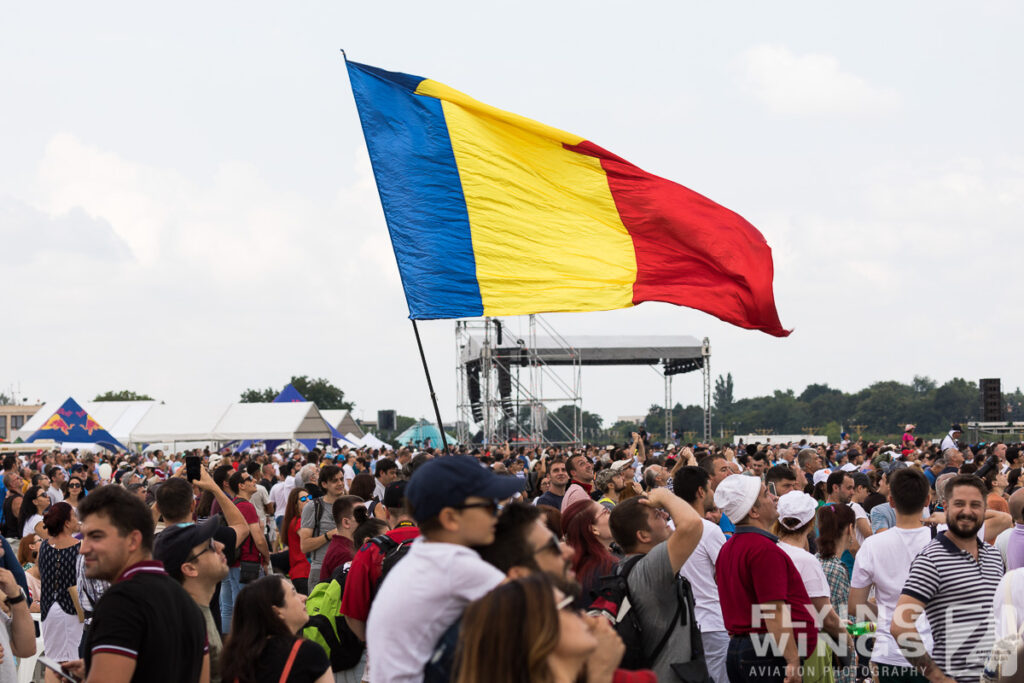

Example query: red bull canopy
[25,397,127,452]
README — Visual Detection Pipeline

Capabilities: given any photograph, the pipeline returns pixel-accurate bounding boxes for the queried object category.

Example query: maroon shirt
[715,526,818,655]
[319,535,355,584]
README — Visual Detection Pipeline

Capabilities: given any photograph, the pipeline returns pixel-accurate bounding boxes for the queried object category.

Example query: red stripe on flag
[565,141,790,337]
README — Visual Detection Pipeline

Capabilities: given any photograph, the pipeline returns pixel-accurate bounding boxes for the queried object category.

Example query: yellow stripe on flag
[416,79,637,315]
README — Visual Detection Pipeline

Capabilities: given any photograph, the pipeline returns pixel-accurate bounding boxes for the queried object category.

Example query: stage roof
[460,334,705,366]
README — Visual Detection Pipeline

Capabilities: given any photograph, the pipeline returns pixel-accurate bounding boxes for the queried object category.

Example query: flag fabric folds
[346,59,790,337]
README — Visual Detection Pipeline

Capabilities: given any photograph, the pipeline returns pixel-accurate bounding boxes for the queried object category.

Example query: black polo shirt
[87,560,208,682]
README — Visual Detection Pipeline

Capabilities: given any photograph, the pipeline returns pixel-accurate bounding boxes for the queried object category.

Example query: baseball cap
[776,491,817,530]
[812,468,833,486]
[382,480,408,509]
[405,455,525,522]
[609,459,632,472]
[153,517,221,580]
[714,474,762,523]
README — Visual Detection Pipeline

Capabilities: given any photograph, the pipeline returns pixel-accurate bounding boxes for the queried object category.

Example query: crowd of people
[0,422,1022,682]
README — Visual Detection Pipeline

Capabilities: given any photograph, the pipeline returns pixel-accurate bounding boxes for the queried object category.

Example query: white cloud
[737,44,900,116]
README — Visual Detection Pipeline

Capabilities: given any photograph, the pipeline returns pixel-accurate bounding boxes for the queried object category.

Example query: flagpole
[411,320,450,454]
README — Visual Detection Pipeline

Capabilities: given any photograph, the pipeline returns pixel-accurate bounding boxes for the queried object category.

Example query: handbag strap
[278,638,304,683]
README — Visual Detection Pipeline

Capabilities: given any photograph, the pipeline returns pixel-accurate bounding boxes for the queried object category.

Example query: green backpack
[301,563,365,671]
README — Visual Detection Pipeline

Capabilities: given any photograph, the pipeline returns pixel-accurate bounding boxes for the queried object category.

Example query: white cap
[142,461,157,469]
[840,463,858,473]
[714,474,762,523]
[610,459,632,472]
[776,491,817,530]
[812,468,833,486]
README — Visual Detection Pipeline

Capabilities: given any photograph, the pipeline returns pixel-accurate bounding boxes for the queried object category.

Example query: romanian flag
[347,59,790,337]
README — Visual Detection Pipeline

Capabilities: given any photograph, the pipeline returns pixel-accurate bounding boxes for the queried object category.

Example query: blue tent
[395,419,457,448]
[235,384,353,453]
[26,397,127,452]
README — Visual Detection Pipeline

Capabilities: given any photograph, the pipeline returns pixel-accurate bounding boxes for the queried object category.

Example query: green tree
[239,387,276,403]
[239,375,354,409]
[714,373,734,410]
[94,390,154,401]
[288,376,354,410]
[0,393,10,406]
[912,375,938,394]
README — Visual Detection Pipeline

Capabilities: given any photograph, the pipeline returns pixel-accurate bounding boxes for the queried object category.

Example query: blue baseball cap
[405,455,525,521]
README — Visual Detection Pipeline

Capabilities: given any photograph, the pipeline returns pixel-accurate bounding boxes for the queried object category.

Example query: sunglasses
[299,495,311,502]
[452,499,500,516]
[68,483,82,489]
[556,594,583,615]
[534,533,561,557]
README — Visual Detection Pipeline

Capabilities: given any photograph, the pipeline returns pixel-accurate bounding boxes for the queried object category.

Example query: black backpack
[590,555,708,679]
[366,533,415,599]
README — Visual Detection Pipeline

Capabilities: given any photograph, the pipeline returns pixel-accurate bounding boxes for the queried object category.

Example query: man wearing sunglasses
[153,518,229,683]
[366,455,524,683]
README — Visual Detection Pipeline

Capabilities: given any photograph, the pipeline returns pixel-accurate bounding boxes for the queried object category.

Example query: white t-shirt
[343,463,356,487]
[250,484,271,526]
[23,514,43,539]
[995,526,1013,568]
[851,526,934,667]
[0,608,13,682]
[367,539,504,683]
[778,541,830,598]
[268,478,295,516]
[679,519,727,632]
[850,502,870,545]
[992,568,1024,640]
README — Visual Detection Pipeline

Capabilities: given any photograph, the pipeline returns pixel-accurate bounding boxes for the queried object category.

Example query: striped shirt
[901,532,1004,683]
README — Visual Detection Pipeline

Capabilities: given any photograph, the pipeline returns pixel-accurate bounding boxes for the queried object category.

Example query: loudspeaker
[980,378,1002,421]
[377,410,396,432]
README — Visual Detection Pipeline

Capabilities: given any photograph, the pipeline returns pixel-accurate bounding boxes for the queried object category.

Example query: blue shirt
[719,513,736,538]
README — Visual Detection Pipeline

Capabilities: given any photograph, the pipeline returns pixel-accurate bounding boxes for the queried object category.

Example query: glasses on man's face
[186,539,216,563]
[452,499,500,516]
[534,533,561,557]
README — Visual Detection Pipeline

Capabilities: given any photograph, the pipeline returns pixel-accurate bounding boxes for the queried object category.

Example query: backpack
[366,533,415,599]
[589,555,707,677]
[302,562,365,671]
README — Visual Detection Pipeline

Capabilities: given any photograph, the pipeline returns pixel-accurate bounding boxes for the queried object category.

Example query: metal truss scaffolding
[456,316,710,446]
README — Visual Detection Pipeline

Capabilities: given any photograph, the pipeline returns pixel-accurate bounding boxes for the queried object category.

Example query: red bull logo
[82,415,102,436]
[41,414,72,435]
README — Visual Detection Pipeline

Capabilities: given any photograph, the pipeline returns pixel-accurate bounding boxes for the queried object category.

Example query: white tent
[15,400,156,444]
[321,410,364,439]
[343,432,364,447]
[212,402,333,442]
[130,403,232,444]
[360,433,392,450]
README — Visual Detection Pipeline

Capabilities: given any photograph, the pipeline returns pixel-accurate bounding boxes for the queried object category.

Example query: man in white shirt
[46,466,66,505]
[366,456,524,683]
[673,466,728,683]
[849,467,935,681]
[268,461,296,533]
[939,425,962,453]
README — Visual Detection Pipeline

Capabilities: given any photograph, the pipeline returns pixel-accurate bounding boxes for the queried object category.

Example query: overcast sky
[3,2,1021,427]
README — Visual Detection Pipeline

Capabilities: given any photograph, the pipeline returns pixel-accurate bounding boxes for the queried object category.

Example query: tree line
[622,374,1024,443]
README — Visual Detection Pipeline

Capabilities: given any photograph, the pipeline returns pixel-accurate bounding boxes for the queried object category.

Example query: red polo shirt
[715,526,818,655]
